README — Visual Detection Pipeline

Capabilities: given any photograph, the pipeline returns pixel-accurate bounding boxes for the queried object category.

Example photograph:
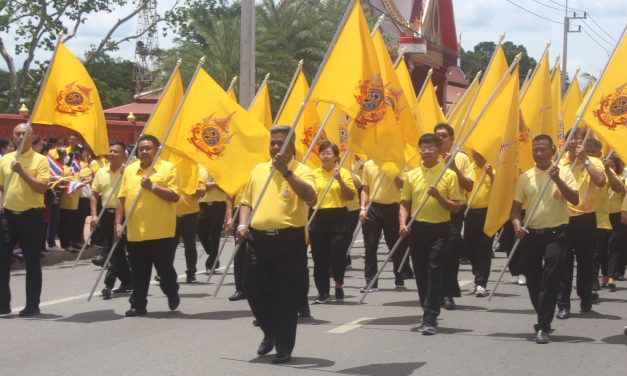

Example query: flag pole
[0,33,63,210]
[454,33,506,147]
[87,57,206,301]
[550,55,561,80]
[345,170,385,258]
[520,41,551,101]
[393,48,406,69]
[415,68,434,103]
[307,151,352,226]
[249,73,270,111]
[213,0,358,297]
[520,68,533,95]
[447,92,462,116]
[205,204,241,283]
[360,53,523,304]
[446,69,482,122]
[371,14,386,36]
[562,67,580,101]
[489,24,627,301]
[73,59,184,268]
[301,104,336,163]
[273,60,304,125]
[463,169,488,217]
[226,76,238,94]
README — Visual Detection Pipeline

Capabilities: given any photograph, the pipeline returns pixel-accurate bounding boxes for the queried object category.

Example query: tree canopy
[461,41,538,84]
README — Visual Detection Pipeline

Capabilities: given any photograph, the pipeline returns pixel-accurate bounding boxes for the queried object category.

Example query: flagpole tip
[546,40,552,48]
[398,47,406,55]
[475,70,483,79]
[265,73,271,80]
[199,56,206,64]
[378,14,386,23]
[514,52,523,63]
[499,32,506,42]
[428,67,434,75]
[175,58,182,67]
[231,76,238,83]
[298,59,304,67]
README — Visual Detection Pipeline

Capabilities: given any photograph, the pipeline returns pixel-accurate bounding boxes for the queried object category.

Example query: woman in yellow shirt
[310,142,356,303]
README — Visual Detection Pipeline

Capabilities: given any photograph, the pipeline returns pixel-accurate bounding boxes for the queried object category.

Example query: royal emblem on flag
[338,115,350,152]
[593,83,627,130]
[300,124,327,157]
[55,81,93,116]
[188,113,234,159]
[518,113,531,143]
[354,74,387,129]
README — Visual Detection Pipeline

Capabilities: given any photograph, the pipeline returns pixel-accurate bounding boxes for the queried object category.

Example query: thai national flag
[70,158,81,175]
[66,181,85,194]
[48,155,63,177]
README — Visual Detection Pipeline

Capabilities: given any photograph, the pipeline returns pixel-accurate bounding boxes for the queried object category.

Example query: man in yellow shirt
[399,133,463,335]
[115,135,180,317]
[434,123,475,310]
[512,134,579,344]
[236,126,317,364]
[464,150,494,297]
[556,129,606,318]
[0,123,50,317]
[91,141,131,299]
[604,155,626,290]
[176,168,205,283]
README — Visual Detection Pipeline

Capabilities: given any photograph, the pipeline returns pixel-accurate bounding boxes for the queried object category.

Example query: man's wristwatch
[583,159,591,168]
[282,169,293,178]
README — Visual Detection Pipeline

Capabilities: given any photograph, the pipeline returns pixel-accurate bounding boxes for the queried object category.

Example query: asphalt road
[2,237,626,375]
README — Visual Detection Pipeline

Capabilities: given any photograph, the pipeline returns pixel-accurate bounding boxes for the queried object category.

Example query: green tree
[85,54,135,108]
[461,41,538,84]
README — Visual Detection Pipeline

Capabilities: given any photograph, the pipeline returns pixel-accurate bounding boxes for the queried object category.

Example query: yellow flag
[562,77,582,135]
[549,63,563,146]
[311,0,404,169]
[143,68,200,195]
[30,43,108,155]
[416,77,446,133]
[249,78,273,129]
[484,67,520,236]
[276,71,325,168]
[579,30,627,164]
[164,68,269,197]
[227,86,237,103]
[448,75,479,136]
[520,52,553,140]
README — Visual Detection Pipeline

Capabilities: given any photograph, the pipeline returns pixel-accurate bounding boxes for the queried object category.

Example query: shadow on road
[600,334,627,345]
[56,309,124,323]
[338,362,426,375]
[486,332,595,343]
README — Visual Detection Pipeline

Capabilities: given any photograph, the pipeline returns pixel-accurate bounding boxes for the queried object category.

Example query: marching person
[0,123,50,317]
[556,130,606,319]
[236,126,317,364]
[91,141,132,299]
[58,153,82,253]
[399,133,462,335]
[359,159,410,292]
[115,135,180,317]
[465,150,494,297]
[604,154,626,291]
[511,135,579,344]
[310,141,356,303]
[228,189,247,302]
[434,123,475,310]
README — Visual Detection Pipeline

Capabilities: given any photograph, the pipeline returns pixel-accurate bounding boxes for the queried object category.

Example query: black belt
[4,208,43,215]
[104,208,116,213]
[251,227,304,237]
[528,224,566,235]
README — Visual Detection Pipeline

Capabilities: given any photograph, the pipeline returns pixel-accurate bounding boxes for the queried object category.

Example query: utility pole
[562,0,586,92]
[240,0,255,108]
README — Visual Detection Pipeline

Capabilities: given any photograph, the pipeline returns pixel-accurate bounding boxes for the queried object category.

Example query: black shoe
[0,307,12,316]
[229,291,245,301]
[535,329,550,344]
[298,306,311,318]
[402,270,414,280]
[556,308,570,319]
[335,287,344,300]
[112,285,133,293]
[443,297,456,310]
[272,353,291,364]
[19,306,40,317]
[608,283,617,292]
[101,288,112,300]
[422,323,437,335]
[394,277,405,288]
[257,337,274,356]
[252,319,259,326]
[91,256,104,267]
[186,274,197,283]
[125,308,147,317]
[168,294,180,311]
[459,257,470,265]
[314,294,330,304]
[580,301,592,312]
[154,275,161,282]
[591,291,599,300]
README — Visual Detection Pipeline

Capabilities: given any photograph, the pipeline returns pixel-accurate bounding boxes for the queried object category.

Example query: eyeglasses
[319,151,335,157]
[419,145,438,152]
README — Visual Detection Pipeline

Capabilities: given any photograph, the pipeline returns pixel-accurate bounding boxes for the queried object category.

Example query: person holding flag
[175,166,205,283]
[0,123,51,317]
[115,135,181,317]
[58,153,83,253]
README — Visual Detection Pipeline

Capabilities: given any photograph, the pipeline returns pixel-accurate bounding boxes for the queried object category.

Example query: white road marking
[459,279,474,287]
[327,317,373,334]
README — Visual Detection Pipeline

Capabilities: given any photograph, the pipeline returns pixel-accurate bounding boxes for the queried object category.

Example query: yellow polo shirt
[91,166,123,209]
[400,162,463,223]
[442,152,475,205]
[313,167,356,209]
[118,159,179,242]
[346,172,361,212]
[514,166,578,229]
[362,160,401,204]
[595,183,611,230]
[60,166,81,210]
[608,179,626,214]
[240,159,316,230]
[622,193,627,212]
[559,156,606,216]
[177,177,204,216]
[468,163,493,209]
[0,149,49,211]
[199,165,227,203]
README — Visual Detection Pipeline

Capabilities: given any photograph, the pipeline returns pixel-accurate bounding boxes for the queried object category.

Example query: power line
[581,20,615,47]
[545,0,584,12]
[580,26,611,55]
[529,0,565,12]
[543,0,617,42]
[588,15,617,42]
[504,0,564,24]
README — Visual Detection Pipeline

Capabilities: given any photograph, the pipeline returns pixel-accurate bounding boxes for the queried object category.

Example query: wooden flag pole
[226,76,238,94]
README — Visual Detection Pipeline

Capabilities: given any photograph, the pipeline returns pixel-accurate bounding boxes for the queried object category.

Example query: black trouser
[594,228,610,278]
[100,210,131,289]
[197,201,226,270]
[500,219,523,276]
[346,210,359,265]
[244,227,307,355]
[442,208,464,298]
[557,213,596,310]
[176,213,199,276]
[409,221,448,325]
[71,197,90,244]
[521,225,566,331]
[0,209,45,310]
[608,212,627,278]
[310,208,350,296]
[464,208,493,288]
[232,211,246,292]
[58,208,77,248]
[362,202,409,287]
[126,237,179,310]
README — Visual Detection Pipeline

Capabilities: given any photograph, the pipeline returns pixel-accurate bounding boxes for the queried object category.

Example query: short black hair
[565,127,585,140]
[532,134,554,147]
[584,138,602,150]
[434,123,454,138]
[0,137,12,150]
[270,125,295,144]
[317,141,340,157]
[419,133,443,147]
[110,141,127,150]
[48,135,61,144]
[137,134,161,148]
